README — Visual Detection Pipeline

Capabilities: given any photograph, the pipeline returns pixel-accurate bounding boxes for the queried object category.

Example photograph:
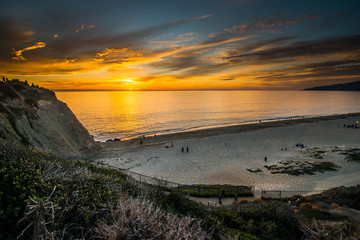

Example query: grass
[175,184,254,198]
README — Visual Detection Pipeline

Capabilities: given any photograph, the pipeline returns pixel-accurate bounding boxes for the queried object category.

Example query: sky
[0,0,360,90]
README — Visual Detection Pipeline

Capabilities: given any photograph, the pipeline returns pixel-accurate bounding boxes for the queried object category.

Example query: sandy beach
[87,113,360,194]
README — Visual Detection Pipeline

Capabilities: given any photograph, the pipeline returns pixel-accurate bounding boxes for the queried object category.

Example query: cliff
[0,79,99,157]
[304,80,360,91]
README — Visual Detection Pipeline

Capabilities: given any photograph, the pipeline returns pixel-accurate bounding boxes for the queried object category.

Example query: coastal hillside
[1,141,360,239]
[0,79,99,156]
[304,80,360,91]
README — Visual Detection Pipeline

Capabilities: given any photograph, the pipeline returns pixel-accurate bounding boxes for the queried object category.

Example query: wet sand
[87,113,360,193]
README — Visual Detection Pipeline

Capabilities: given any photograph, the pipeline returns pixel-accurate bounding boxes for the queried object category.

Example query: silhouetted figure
[234,194,238,201]
[218,195,222,205]
[186,146,189,152]
[181,147,184,152]
[264,156,267,162]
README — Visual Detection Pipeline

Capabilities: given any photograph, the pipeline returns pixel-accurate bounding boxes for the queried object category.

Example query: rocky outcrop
[0,80,99,157]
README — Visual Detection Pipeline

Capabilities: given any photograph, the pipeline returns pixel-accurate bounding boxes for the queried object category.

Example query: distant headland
[304,80,360,91]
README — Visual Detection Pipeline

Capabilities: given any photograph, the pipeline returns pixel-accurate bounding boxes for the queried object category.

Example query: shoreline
[100,112,360,150]
[104,114,308,142]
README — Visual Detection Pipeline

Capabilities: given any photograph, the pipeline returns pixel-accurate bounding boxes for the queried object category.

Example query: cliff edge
[0,79,99,157]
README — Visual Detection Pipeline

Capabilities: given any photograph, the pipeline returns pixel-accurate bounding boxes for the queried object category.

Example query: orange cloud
[12,42,46,60]
[96,48,128,57]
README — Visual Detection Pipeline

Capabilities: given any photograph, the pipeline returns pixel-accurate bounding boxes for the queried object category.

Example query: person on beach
[234,194,238,201]
[218,195,222,205]
[221,188,225,198]
[264,156,267,162]
[186,146,189,152]
[181,147,184,152]
[171,142,173,147]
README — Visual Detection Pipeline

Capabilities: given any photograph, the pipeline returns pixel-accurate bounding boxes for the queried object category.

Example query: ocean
[55,91,360,142]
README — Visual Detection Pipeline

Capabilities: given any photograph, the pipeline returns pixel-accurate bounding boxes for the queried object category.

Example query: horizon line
[52,88,303,92]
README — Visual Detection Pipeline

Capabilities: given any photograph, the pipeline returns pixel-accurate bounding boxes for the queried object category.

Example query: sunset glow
[0,1,359,90]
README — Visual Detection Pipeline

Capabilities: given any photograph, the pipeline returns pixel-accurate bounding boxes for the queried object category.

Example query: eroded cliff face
[0,80,99,157]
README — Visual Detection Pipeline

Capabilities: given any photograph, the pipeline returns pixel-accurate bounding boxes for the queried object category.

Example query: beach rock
[0,79,99,157]
[246,168,263,173]
[114,138,121,142]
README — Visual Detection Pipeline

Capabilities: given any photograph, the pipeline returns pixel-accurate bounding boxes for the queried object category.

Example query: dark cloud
[149,48,230,79]
[235,36,297,52]
[223,34,360,64]
[144,34,254,78]
[177,62,230,78]
[224,12,348,35]
[224,15,300,34]
[0,14,211,63]
[152,55,199,72]
[292,59,360,78]
[5,66,90,76]
[156,34,360,84]
[252,59,360,84]
[0,17,35,60]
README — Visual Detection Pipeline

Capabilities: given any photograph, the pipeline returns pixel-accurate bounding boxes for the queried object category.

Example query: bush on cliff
[214,201,303,240]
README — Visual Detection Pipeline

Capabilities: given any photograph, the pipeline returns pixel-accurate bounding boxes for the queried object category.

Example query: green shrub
[299,208,348,221]
[176,184,253,197]
[215,201,303,240]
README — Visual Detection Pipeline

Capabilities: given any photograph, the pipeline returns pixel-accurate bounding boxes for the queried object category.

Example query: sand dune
[88,113,360,193]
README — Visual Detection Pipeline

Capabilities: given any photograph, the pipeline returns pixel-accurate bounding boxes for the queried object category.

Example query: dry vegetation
[95,197,211,239]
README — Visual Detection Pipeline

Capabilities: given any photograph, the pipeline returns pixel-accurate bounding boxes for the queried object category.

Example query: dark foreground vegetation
[176,184,253,198]
[1,141,360,239]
